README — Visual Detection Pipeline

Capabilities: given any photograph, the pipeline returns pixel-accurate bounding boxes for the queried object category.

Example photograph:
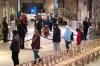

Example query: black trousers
[3,33,8,42]
[38,30,41,35]
[49,23,52,31]
[37,28,42,35]
[22,23,27,32]
[12,51,19,66]
[19,36,25,48]
[65,41,70,49]
[24,25,27,32]
[83,29,88,40]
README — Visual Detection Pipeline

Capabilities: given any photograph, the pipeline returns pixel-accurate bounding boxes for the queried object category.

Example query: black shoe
[34,60,36,64]
[20,47,25,49]
[39,59,41,62]
[84,39,87,41]
[33,59,41,64]
[3,40,8,43]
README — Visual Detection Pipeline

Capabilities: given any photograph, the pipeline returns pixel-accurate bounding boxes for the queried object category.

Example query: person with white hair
[64,25,72,49]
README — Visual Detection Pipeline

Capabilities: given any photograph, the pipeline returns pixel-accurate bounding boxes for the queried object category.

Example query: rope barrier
[25,29,95,42]
[73,29,95,36]
[25,35,63,42]
[41,35,64,40]
[87,29,95,35]
[0,29,95,42]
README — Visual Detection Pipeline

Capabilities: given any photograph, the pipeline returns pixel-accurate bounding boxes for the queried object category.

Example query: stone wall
[0,0,5,34]
[92,0,100,33]
[58,0,63,8]
[58,0,78,19]
[44,0,54,13]
[0,0,4,25]
[0,0,17,25]
[77,0,88,21]
[64,0,78,15]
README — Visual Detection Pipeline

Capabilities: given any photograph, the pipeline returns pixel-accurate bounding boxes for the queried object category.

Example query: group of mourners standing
[9,12,28,66]
[9,14,58,66]
[17,12,27,49]
[30,16,91,66]
[64,17,91,54]
[34,14,58,37]
[2,12,91,66]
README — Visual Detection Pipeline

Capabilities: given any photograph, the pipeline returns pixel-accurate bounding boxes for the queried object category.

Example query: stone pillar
[77,0,88,22]
[0,0,3,25]
[44,0,54,13]
[17,0,20,12]
[5,0,10,24]
[0,0,4,35]
[58,0,63,8]
[92,0,100,33]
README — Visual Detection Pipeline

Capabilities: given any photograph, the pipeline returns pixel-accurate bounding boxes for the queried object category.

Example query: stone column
[58,0,63,8]
[92,0,100,34]
[44,0,54,13]
[77,0,88,22]
[17,0,20,13]
[0,0,3,25]
[0,0,4,34]
[5,0,10,24]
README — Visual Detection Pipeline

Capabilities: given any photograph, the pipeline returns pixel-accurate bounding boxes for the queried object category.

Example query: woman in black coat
[2,17,8,42]
[17,21,26,49]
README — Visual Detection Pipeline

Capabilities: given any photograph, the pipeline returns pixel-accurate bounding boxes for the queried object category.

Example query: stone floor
[0,24,100,66]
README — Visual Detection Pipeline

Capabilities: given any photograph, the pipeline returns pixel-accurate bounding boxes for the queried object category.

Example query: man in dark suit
[83,17,89,40]
[17,21,26,49]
